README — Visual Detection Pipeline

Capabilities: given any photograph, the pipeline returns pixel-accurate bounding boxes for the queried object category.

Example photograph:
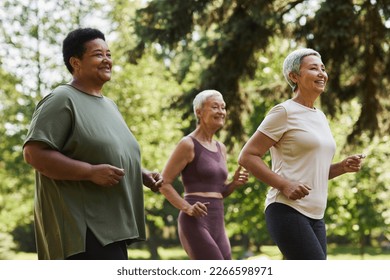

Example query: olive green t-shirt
[24,84,145,259]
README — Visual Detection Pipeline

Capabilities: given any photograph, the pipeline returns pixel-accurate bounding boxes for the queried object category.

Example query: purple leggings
[178,196,231,260]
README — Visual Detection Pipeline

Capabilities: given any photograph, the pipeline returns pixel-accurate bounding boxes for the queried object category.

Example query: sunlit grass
[8,252,36,260]
[157,246,188,260]
[7,245,390,260]
[127,248,151,260]
[251,245,283,260]
[128,246,188,260]
[327,244,390,260]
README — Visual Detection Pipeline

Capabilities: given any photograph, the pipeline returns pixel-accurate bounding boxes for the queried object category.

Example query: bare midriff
[184,192,223,199]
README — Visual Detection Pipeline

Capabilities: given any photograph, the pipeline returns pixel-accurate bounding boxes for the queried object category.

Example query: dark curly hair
[62,27,106,74]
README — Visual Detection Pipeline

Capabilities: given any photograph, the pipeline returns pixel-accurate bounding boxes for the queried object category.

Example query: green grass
[127,246,188,260]
[249,244,390,260]
[327,244,390,260]
[7,245,390,260]
[6,251,36,260]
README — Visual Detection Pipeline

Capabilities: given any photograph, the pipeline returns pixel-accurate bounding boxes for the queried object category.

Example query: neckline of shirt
[190,136,219,154]
[289,99,317,112]
[65,84,104,99]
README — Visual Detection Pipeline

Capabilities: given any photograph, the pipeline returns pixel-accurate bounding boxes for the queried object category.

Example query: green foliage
[0,232,16,260]
[0,0,104,96]
[326,100,390,251]
[0,68,35,239]
[11,222,36,252]
[1,0,389,258]
[132,0,390,146]
[105,8,188,255]
[224,177,269,249]
[295,0,390,142]
[131,0,283,146]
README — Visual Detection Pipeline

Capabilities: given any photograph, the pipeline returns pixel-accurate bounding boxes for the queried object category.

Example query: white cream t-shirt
[258,99,336,219]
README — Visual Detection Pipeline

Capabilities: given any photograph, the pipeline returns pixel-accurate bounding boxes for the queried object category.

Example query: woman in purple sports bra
[160,89,249,260]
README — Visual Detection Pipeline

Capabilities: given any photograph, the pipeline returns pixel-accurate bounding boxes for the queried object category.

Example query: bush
[11,222,36,253]
[0,232,16,259]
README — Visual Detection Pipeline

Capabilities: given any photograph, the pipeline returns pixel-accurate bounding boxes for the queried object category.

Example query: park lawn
[7,247,189,260]
[248,245,390,260]
[8,244,390,260]
[326,244,390,260]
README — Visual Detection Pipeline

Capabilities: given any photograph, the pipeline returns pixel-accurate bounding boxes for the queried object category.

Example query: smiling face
[292,55,328,94]
[72,38,112,86]
[197,95,226,130]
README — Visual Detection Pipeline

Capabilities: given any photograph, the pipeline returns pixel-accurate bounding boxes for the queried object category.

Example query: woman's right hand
[184,202,210,217]
[89,164,125,187]
[281,181,311,200]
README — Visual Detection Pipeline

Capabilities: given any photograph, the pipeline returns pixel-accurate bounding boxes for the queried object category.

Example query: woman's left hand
[342,154,365,173]
[232,166,249,187]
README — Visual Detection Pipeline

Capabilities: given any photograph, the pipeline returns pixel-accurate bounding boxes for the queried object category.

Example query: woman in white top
[238,48,365,260]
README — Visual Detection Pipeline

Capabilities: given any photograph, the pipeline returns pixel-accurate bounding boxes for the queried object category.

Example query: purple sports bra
[181,136,228,194]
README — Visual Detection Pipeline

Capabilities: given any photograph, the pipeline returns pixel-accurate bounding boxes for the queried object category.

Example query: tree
[325,100,390,256]
[130,0,284,146]
[294,0,390,142]
[108,0,188,258]
[0,68,31,257]
[131,0,390,146]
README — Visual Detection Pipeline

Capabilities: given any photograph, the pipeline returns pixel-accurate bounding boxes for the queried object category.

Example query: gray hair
[283,48,321,91]
[193,89,223,123]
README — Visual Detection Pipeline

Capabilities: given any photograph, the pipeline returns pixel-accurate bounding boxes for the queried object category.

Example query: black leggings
[66,228,128,260]
[265,203,327,260]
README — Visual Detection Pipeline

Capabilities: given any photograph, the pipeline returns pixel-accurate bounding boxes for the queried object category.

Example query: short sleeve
[24,88,74,151]
[257,104,287,142]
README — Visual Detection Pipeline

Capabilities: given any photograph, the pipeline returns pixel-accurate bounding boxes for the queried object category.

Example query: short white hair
[193,90,223,123]
[283,48,321,91]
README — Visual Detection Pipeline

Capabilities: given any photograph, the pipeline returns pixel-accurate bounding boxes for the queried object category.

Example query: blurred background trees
[1,0,389,259]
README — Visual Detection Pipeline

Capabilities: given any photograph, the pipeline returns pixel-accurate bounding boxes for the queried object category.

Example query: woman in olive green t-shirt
[23,28,162,260]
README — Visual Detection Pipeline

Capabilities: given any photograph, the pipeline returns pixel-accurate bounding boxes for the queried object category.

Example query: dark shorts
[66,228,128,260]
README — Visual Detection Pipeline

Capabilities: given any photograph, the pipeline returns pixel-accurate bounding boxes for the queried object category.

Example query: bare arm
[23,141,125,187]
[160,137,208,217]
[238,131,311,200]
[329,154,365,179]
[218,143,249,198]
